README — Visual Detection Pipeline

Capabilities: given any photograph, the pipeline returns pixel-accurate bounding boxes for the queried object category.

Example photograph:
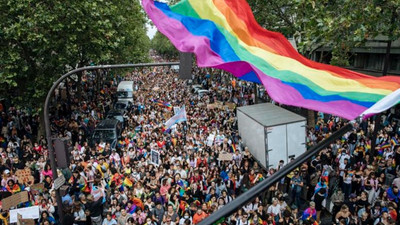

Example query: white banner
[10,206,40,223]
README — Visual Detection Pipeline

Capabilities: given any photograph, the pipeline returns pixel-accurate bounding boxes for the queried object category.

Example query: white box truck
[237,103,306,169]
[117,81,135,103]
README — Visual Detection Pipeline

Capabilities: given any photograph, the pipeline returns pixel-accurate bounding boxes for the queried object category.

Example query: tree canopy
[150,31,179,59]
[0,0,150,110]
[248,0,400,66]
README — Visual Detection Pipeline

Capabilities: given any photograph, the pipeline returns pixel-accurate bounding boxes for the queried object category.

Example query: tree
[151,31,179,59]
[248,0,400,67]
[0,0,150,112]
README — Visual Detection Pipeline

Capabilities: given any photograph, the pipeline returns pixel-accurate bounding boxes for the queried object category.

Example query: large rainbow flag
[143,0,400,120]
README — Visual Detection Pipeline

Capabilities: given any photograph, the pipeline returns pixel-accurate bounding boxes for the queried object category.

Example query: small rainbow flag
[152,99,173,110]
[380,142,391,150]
[230,143,236,153]
[79,182,90,193]
[127,205,137,214]
[391,137,399,146]
[179,200,189,215]
[7,184,21,194]
[132,197,144,210]
[123,177,133,188]
[108,173,122,186]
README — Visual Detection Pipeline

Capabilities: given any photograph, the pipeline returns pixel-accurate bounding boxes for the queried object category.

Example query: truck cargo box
[237,103,306,169]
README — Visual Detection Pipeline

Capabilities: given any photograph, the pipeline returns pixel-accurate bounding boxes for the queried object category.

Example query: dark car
[90,119,122,149]
[114,101,131,113]
[106,109,125,124]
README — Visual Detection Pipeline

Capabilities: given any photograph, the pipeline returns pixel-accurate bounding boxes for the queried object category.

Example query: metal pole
[44,62,179,222]
[199,122,355,225]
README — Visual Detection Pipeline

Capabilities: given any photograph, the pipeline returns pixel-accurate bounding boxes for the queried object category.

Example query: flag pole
[199,121,356,225]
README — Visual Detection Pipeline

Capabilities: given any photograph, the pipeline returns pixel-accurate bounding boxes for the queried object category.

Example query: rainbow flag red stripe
[143,0,400,120]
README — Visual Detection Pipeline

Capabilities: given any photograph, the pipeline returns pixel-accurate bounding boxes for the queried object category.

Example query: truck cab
[90,119,122,149]
[117,81,135,104]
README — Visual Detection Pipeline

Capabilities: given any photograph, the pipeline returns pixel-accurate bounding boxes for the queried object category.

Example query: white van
[117,81,134,103]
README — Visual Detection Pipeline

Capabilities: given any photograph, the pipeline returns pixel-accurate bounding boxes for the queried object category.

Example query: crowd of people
[1,55,400,225]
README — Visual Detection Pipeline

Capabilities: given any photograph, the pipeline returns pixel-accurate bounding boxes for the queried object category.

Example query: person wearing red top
[192,208,208,224]
[388,203,398,221]
[196,155,207,168]
[33,143,42,154]
[157,139,165,148]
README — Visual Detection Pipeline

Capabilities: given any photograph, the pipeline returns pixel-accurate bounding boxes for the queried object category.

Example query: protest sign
[151,150,160,166]
[17,213,35,225]
[2,191,29,210]
[15,169,34,186]
[218,152,233,161]
[206,134,215,147]
[29,183,45,195]
[207,104,216,110]
[226,102,236,110]
[10,206,39,223]
[54,176,66,190]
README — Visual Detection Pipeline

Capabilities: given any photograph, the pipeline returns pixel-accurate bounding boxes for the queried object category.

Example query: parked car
[106,109,125,125]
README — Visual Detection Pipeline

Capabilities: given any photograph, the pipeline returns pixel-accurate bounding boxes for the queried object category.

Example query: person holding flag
[164,105,187,133]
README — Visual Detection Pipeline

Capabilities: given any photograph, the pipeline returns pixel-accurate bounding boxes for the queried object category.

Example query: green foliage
[151,31,179,59]
[248,0,400,66]
[0,0,150,108]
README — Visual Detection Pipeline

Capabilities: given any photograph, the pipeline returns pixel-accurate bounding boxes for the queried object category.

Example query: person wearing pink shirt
[41,163,53,182]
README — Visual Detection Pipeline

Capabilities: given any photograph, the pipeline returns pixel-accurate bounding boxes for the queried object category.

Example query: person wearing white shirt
[179,212,192,225]
[338,151,350,166]
[110,150,121,166]
[102,213,117,225]
[267,198,281,221]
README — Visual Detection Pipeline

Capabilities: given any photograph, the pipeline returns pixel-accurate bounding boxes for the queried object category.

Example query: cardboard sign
[207,134,215,147]
[15,169,34,186]
[218,152,233,161]
[29,183,45,195]
[2,191,29,210]
[226,103,236,110]
[10,206,39,223]
[54,176,66,190]
[207,104,217,110]
[151,150,160,166]
[17,214,35,225]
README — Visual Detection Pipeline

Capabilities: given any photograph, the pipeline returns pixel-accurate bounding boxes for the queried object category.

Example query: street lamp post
[44,62,179,222]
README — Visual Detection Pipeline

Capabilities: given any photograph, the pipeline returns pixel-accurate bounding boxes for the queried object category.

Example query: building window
[390,55,400,72]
